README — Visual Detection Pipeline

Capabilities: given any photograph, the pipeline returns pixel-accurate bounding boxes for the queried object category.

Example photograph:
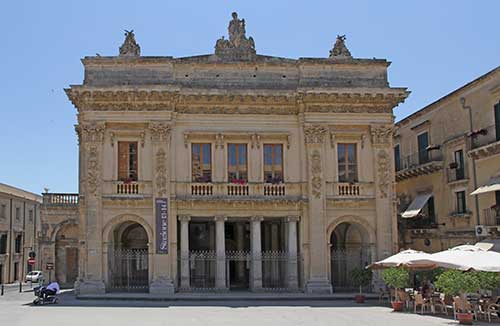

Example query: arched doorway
[108,222,149,292]
[55,223,79,287]
[330,222,373,292]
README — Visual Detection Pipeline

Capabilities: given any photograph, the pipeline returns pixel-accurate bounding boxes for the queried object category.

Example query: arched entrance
[55,223,79,287]
[108,222,149,292]
[330,222,373,292]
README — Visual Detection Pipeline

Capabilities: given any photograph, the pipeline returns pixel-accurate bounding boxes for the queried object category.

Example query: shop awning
[401,193,433,218]
[471,177,500,195]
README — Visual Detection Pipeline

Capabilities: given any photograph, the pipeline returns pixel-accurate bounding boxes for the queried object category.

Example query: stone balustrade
[178,182,302,198]
[42,193,79,206]
[102,181,152,196]
[328,182,375,198]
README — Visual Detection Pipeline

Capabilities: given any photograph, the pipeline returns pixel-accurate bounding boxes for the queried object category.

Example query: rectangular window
[454,149,464,180]
[0,234,7,254]
[228,144,248,182]
[15,234,22,254]
[495,102,500,142]
[264,144,283,183]
[337,143,358,182]
[417,132,429,164]
[0,204,5,219]
[118,141,139,181]
[394,144,401,171]
[28,210,33,223]
[192,143,212,182]
[496,190,500,206]
[456,191,467,214]
[422,196,436,223]
[15,207,20,221]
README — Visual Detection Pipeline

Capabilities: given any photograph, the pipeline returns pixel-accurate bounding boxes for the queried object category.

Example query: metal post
[19,281,22,293]
[461,97,481,230]
[1,284,3,296]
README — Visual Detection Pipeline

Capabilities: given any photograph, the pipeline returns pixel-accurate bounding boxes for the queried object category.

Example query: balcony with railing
[328,182,375,199]
[396,149,443,181]
[483,207,500,226]
[42,193,79,206]
[103,181,152,196]
[469,124,500,159]
[446,164,468,183]
[178,182,302,200]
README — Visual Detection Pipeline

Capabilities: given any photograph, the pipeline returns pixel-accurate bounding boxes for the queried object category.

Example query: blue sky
[0,0,498,194]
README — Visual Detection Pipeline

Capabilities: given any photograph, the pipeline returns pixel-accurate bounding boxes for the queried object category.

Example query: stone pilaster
[214,215,227,290]
[149,122,175,294]
[75,121,106,294]
[178,215,191,289]
[286,216,299,290]
[250,216,263,291]
[303,125,332,294]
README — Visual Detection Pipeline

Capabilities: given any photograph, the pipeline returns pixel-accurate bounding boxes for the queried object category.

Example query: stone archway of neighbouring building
[54,222,79,287]
[327,218,375,292]
[104,215,152,293]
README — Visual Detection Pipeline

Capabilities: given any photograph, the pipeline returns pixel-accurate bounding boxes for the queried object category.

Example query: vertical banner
[155,198,168,254]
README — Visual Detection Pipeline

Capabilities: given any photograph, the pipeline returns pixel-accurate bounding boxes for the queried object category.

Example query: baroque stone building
[396,67,500,251]
[65,13,408,294]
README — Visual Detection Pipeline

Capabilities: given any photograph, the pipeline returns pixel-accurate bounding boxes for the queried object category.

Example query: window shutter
[118,142,129,181]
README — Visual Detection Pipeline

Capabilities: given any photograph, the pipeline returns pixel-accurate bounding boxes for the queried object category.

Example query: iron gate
[331,246,372,292]
[109,248,149,292]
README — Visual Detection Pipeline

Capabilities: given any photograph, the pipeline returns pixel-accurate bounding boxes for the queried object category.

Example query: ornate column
[286,216,299,290]
[370,125,396,289]
[303,125,332,294]
[235,222,246,282]
[74,121,106,294]
[250,216,263,291]
[178,215,191,289]
[214,215,227,290]
[149,122,175,294]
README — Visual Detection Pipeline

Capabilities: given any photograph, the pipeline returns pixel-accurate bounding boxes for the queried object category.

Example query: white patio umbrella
[368,249,434,270]
[406,244,500,272]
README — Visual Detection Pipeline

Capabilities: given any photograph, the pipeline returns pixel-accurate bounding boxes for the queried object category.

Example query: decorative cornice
[304,125,328,144]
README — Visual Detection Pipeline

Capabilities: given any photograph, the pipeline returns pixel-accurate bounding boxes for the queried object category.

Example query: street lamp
[460,97,481,230]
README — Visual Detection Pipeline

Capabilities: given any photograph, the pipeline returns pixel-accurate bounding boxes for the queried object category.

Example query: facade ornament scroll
[304,125,328,144]
[119,30,140,57]
[370,125,393,147]
[155,148,167,197]
[377,150,390,198]
[149,122,171,143]
[311,150,323,199]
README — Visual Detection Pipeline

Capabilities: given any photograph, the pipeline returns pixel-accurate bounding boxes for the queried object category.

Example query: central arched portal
[330,222,373,292]
[108,222,149,292]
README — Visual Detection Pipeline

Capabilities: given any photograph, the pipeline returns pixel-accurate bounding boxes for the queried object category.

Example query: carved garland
[155,149,167,197]
[311,150,322,199]
[377,150,390,198]
[86,145,100,196]
[304,125,328,144]
[149,122,171,142]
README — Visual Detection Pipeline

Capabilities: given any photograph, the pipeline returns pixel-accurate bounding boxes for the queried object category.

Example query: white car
[26,271,43,282]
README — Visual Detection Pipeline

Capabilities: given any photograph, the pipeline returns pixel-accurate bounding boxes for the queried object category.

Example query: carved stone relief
[311,150,322,199]
[377,150,390,198]
[155,148,167,197]
[304,125,328,144]
[86,145,100,196]
[149,122,171,143]
[370,125,393,146]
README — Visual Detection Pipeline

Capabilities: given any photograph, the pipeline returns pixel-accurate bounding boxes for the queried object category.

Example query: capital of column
[178,215,191,223]
[214,215,227,222]
[251,216,264,223]
[286,215,300,223]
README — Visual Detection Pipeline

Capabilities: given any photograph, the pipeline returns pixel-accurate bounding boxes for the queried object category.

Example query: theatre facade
[64,13,408,295]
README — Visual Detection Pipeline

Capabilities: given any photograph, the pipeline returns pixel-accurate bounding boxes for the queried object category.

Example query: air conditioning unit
[475,225,487,237]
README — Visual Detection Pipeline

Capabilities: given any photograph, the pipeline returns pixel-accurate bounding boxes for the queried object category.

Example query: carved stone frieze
[86,145,100,196]
[149,122,171,143]
[304,125,328,144]
[310,150,322,199]
[370,125,394,146]
[155,148,167,197]
[75,122,105,144]
[376,150,390,198]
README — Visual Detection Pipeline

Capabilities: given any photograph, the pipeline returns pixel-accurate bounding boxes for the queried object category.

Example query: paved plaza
[1,289,495,326]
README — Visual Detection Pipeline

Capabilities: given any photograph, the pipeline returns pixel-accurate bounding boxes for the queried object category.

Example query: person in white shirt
[42,282,60,298]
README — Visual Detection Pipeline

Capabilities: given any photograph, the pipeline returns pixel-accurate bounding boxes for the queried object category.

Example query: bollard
[19,282,22,293]
[1,284,3,296]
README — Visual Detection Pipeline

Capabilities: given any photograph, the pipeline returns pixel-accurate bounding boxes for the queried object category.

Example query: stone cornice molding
[75,121,105,144]
[304,125,328,144]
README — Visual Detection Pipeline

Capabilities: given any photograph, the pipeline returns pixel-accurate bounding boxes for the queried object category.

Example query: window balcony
[446,166,467,183]
[329,182,375,198]
[179,182,301,200]
[103,181,152,196]
[396,149,443,181]
[469,124,500,160]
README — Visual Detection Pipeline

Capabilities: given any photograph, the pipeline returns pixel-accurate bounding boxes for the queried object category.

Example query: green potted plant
[381,267,409,311]
[435,270,481,325]
[350,267,372,303]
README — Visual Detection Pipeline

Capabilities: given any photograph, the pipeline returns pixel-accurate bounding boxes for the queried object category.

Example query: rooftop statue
[215,12,256,60]
[119,30,141,57]
[329,35,352,59]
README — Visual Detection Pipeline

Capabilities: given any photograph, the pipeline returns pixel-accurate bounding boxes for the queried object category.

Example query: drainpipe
[22,202,26,280]
[8,199,12,283]
[460,97,481,231]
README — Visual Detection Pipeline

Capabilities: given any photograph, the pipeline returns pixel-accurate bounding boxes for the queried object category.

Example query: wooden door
[66,247,78,284]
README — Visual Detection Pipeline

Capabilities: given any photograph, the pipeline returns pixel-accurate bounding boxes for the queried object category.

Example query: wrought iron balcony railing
[470,124,500,150]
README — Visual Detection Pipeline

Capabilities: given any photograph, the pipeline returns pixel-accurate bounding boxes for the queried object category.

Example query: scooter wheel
[53,297,59,304]
[33,299,39,305]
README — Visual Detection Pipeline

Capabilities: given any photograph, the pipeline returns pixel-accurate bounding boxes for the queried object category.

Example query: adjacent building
[395,67,500,251]
[64,13,408,294]
[0,183,41,284]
